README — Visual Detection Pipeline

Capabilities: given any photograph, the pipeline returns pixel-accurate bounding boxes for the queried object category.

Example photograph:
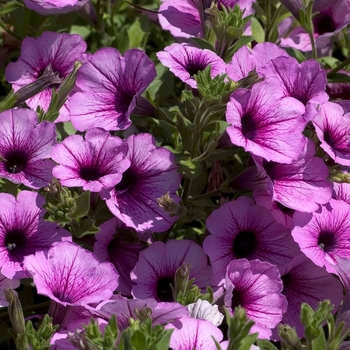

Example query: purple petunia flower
[157,43,226,88]
[5,32,87,122]
[23,0,89,15]
[0,191,71,279]
[227,42,289,81]
[93,217,147,296]
[260,56,328,122]
[91,294,189,331]
[203,196,299,285]
[292,199,350,274]
[100,133,181,235]
[23,241,119,325]
[0,108,56,188]
[253,139,332,213]
[131,240,212,302]
[159,0,255,37]
[313,102,350,166]
[165,316,226,350]
[273,254,344,339]
[70,48,156,132]
[51,128,130,192]
[253,189,295,228]
[224,259,287,339]
[226,79,306,164]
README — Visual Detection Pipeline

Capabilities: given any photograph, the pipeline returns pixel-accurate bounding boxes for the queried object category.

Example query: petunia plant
[0,0,350,349]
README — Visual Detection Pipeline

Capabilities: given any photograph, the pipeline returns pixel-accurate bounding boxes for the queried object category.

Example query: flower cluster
[0,0,350,349]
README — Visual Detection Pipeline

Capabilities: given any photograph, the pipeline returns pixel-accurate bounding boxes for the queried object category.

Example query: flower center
[313,13,336,35]
[281,273,292,293]
[79,166,103,181]
[318,231,336,252]
[4,228,27,256]
[4,150,28,174]
[231,288,244,309]
[241,112,257,139]
[185,59,209,77]
[156,276,174,302]
[233,230,257,258]
[114,168,137,195]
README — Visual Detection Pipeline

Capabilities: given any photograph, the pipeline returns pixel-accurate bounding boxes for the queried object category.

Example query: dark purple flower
[0,191,71,279]
[51,128,130,192]
[0,108,56,188]
[157,43,226,88]
[100,133,181,235]
[5,32,87,122]
[70,48,156,131]
[203,196,299,285]
[93,217,147,296]
[131,240,212,302]
[273,254,343,339]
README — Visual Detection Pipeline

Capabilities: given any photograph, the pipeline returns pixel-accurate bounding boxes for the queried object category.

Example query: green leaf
[229,36,254,55]
[256,339,278,350]
[69,190,90,220]
[191,38,216,51]
[328,73,350,84]
[127,16,148,49]
[0,1,22,15]
[251,17,265,43]
[177,156,201,179]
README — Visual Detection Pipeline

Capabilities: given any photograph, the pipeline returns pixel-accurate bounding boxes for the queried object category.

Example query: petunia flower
[292,199,350,274]
[224,259,287,339]
[51,128,130,192]
[0,108,56,188]
[91,294,189,330]
[23,0,89,15]
[203,196,299,285]
[23,241,119,325]
[156,43,226,88]
[279,0,350,53]
[5,32,87,123]
[273,254,344,339]
[70,48,156,131]
[159,0,255,38]
[260,56,328,122]
[312,101,350,166]
[253,189,295,228]
[131,240,212,302]
[100,133,181,235]
[165,316,226,350]
[226,79,306,164]
[227,42,289,81]
[252,139,332,213]
[0,191,71,279]
[93,217,147,296]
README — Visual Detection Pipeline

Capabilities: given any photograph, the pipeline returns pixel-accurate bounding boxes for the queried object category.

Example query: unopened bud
[4,288,25,339]
[174,262,192,295]
[279,324,300,348]
[134,306,153,322]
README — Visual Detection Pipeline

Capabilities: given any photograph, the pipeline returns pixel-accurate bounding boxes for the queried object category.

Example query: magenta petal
[226,79,306,163]
[292,199,350,273]
[23,241,119,306]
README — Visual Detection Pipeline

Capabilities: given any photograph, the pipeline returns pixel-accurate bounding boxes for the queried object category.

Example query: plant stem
[327,56,350,78]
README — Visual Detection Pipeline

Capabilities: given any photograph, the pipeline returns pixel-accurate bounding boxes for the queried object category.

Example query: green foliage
[70,315,173,350]
[214,307,258,350]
